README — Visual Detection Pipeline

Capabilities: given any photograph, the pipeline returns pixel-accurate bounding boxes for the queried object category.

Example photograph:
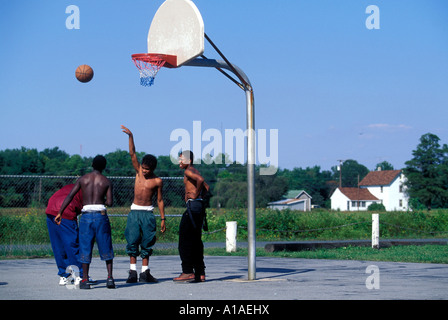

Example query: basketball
[75,64,94,83]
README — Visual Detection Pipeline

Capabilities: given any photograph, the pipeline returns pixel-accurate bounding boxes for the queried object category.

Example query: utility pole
[337,160,345,188]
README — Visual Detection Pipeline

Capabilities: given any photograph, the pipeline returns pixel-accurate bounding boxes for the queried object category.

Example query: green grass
[203,245,448,264]
[2,208,448,245]
[1,208,448,262]
[2,245,447,264]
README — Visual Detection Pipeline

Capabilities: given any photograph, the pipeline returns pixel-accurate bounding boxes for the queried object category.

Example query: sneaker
[106,277,116,289]
[59,277,69,286]
[79,279,91,289]
[139,269,158,283]
[173,273,195,282]
[126,270,138,283]
[75,276,97,286]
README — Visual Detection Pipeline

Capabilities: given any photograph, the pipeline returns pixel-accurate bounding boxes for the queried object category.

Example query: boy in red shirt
[46,184,84,285]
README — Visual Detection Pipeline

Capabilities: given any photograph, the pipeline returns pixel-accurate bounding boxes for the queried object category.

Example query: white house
[268,190,312,211]
[330,187,380,211]
[358,169,409,211]
[331,169,409,211]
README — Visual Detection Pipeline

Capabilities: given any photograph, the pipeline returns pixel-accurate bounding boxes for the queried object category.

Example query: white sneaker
[59,277,69,286]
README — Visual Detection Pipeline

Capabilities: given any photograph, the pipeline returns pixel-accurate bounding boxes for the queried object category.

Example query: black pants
[178,200,205,276]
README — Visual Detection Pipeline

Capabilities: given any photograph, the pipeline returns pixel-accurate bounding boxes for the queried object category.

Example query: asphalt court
[1,255,447,301]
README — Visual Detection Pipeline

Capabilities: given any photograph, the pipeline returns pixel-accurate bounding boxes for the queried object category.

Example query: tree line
[1,133,447,209]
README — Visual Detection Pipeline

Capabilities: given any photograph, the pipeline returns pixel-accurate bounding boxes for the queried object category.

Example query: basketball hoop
[131,53,177,87]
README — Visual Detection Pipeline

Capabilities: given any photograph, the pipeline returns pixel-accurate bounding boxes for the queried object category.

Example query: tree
[331,159,369,188]
[104,149,137,176]
[40,147,70,175]
[212,164,288,208]
[155,155,183,177]
[403,133,448,210]
[278,166,333,207]
[0,147,43,175]
[255,174,289,207]
[375,161,394,171]
[64,155,88,176]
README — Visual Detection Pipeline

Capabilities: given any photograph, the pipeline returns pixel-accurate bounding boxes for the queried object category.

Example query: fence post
[372,213,380,249]
[226,221,237,252]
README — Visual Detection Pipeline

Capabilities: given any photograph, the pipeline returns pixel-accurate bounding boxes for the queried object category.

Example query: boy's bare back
[55,155,112,224]
[79,171,113,206]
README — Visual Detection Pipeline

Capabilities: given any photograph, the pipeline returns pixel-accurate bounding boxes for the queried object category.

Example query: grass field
[1,207,448,263]
[2,245,448,264]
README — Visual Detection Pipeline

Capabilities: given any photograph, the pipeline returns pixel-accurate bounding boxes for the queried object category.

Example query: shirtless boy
[55,155,114,289]
[121,125,165,283]
[174,150,209,283]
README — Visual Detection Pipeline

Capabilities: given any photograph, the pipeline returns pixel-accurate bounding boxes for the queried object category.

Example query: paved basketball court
[1,255,447,301]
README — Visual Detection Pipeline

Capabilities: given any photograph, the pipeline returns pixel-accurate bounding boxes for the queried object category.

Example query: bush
[368,203,386,211]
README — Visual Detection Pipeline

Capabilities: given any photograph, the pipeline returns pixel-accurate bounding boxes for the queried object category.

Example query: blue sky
[1,0,447,172]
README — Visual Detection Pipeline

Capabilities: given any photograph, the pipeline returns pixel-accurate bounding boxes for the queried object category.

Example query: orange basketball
[75,64,94,83]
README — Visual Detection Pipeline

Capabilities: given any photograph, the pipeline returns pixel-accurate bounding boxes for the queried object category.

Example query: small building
[268,190,312,211]
[330,187,380,211]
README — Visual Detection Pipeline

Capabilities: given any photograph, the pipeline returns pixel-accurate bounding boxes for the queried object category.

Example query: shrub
[368,203,386,211]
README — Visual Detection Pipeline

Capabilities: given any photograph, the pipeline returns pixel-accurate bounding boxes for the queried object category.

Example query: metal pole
[184,58,256,280]
[246,88,256,280]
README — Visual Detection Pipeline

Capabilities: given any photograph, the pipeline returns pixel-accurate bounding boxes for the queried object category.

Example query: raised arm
[121,125,140,172]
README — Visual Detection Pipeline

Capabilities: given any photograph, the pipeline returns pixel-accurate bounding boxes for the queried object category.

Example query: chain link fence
[0,175,185,215]
[2,175,448,258]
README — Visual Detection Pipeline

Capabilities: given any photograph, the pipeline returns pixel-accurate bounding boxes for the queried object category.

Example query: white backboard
[147,0,204,67]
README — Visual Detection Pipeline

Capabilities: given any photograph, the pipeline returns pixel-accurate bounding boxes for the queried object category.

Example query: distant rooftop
[338,187,379,201]
[358,170,402,186]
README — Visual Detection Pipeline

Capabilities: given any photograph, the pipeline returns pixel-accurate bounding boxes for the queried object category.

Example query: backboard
[147,0,204,68]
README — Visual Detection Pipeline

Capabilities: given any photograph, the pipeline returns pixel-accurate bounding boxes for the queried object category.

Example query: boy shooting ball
[121,125,165,283]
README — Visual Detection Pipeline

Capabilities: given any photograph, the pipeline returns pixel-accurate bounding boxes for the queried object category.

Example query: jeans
[46,214,83,278]
[79,212,114,264]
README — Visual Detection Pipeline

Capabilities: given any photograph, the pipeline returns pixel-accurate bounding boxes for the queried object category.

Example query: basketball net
[132,54,166,87]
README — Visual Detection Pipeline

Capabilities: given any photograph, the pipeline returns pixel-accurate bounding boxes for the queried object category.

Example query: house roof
[284,190,312,199]
[338,187,379,201]
[358,170,402,186]
[268,198,306,206]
